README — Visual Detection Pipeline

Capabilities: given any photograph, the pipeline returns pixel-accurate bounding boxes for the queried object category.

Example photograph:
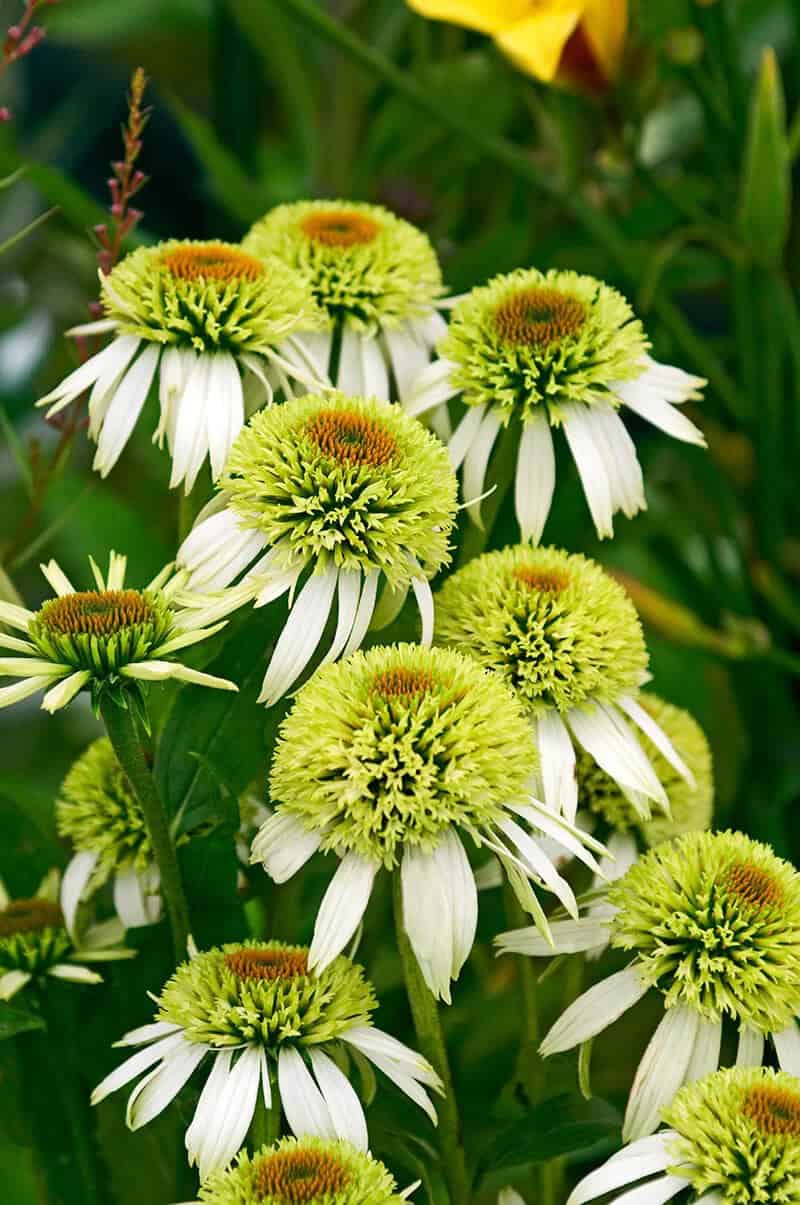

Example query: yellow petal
[581,0,627,79]
[406,0,533,36]
[494,6,583,82]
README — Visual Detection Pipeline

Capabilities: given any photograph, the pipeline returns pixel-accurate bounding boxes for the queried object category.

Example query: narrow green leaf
[476,1094,621,1180]
[0,404,34,498]
[738,47,790,265]
[0,207,59,258]
[0,1002,46,1041]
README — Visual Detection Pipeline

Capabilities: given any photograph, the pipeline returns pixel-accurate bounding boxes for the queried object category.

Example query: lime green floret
[221,392,458,586]
[580,694,713,842]
[663,1067,800,1205]
[440,267,649,422]
[29,588,173,675]
[434,545,648,716]
[270,643,537,866]
[100,239,322,354]
[610,831,800,1031]
[0,897,71,977]
[198,1137,405,1205]
[156,941,375,1048]
[57,738,150,878]
[243,199,444,330]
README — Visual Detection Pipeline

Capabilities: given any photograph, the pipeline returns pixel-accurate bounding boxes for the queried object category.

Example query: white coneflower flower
[243,200,449,417]
[37,240,327,492]
[0,551,242,714]
[92,940,441,1180]
[435,545,693,821]
[497,831,800,1143]
[0,870,133,1001]
[57,738,162,934]
[182,1137,417,1204]
[567,1067,800,1205]
[177,392,458,706]
[252,644,605,1003]
[406,267,706,541]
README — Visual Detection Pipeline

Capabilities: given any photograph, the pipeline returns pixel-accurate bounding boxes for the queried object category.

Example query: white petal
[155,345,191,450]
[600,1175,688,1205]
[115,1021,182,1048]
[617,695,695,786]
[65,317,119,336]
[113,869,152,929]
[509,799,606,871]
[401,842,456,1004]
[251,810,322,883]
[567,1132,679,1205]
[258,568,339,706]
[348,1047,438,1125]
[440,831,478,979]
[205,353,245,480]
[319,569,362,666]
[567,703,668,808]
[39,559,75,596]
[185,1050,233,1173]
[309,853,378,973]
[615,368,706,446]
[120,661,237,691]
[288,331,332,379]
[384,322,431,403]
[685,1018,722,1083]
[93,345,160,477]
[408,565,434,647]
[308,1048,368,1149]
[537,712,578,820]
[588,404,646,520]
[341,1025,442,1091]
[515,413,556,545]
[169,353,210,491]
[0,970,31,999]
[41,668,92,713]
[0,632,36,653]
[336,328,387,398]
[127,1038,207,1129]
[60,850,99,938]
[404,358,460,418]
[463,408,502,527]
[342,569,380,658]
[623,1005,700,1141]
[277,1046,336,1140]
[773,1023,800,1074]
[0,599,34,632]
[48,963,103,985]
[188,1046,261,1179]
[91,1032,187,1105]
[736,1025,765,1067]
[561,403,614,539]
[496,817,578,918]
[496,917,611,958]
[0,675,54,709]
[0,656,70,678]
[448,403,486,471]
[38,335,139,411]
[540,966,649,1056]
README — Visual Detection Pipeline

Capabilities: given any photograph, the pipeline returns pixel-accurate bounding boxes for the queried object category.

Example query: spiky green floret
[609,831,800,1030]
[156,941,376,1048]
[243,199,443,330]
[270,643,537,866]
[28,589,173,675]
[222,392,457,585]
[56,738,149,879]
[434,545,648,716]
[198,1137,405,1205]
[580,694,714,843]
[663,1067,800,1204]
[0,899,71,976]
[440,267,649,423]
[100,239,322,354]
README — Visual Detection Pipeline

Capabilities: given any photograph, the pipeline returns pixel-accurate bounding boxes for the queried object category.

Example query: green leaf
[0,1002,46,1041]
[738,47,790,265]
[476,1094,621,1181]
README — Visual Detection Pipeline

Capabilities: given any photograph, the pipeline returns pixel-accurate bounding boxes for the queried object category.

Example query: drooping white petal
[185,1050,233,1173]
[178,508,243,579]
[287,331,332,381]
[404,358,460,418]
[308,853,379,973]
[0,970,31,999]
[617,695,695,786]
[536,711,578,820]
[614,366,706,446]
[463,408,503,527]
[736,1025,765,1067]
[319,569,361,666]
[567,703,668,808]
[126,1038,208,1129]
[307,1048,368,1150]
[496,917,611,958]
[114,1021,182,1048]
[169,353,211,492]
[448,403,486,471]
[566,1131,680,1205]
[496,816,578,918]
[342,569,380,658]
[37,335,140,412]
[509,799,607,869]
[60,849,99,938]
[251,810,322,883]
[623,1004,700,1141]
[440,831,479,980]
[187,1046,261,1180]
[258,567,339,706]
[540,966,650,1056]
[401,840,460,1004]
[596,1175,688,1205]
[91,1032,187,1105]
[773,1023,800,1074]
[48,963,103,985]
[384,322,432,403]
[342,1029,439,1123]
[93,345,161,477]
[277,1047,336,1140]
[588,404,646,521]
[337,327,389,399]
[408,562,434,647]
[205,352,245,480]
[154,346,191,450]
[515,412,556,545]
[561,403,614,539]
[685,1018,722,1084]
[113,869,152,929]
[341,1025,442,1092]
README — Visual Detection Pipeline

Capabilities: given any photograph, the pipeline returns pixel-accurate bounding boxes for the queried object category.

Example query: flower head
[568,1067,800,1205]
[499,831,800,1142]
[0,551,241,715]
[409,267,705,540]
[0,871,132,1002]
[57,738,162,934]
[195,1138,410,1205]
[434,546,691,820]
[93,940,440,1179]
[243,200,447,402]
[178,393,458,705]
[37,241,327,491]
[253,643,604,1001]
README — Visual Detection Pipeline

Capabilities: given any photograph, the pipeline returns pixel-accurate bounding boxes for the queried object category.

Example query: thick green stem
[392,873,471,1205]
[100,696,191,961]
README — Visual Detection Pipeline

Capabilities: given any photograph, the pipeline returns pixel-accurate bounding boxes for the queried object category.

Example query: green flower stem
[248,1068,281,1149]
[100,696,191,961]
[267,0,747,421]
[392,873,471,1205]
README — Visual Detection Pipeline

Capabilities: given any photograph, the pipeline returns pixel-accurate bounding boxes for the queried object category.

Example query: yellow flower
[407,0,627,90]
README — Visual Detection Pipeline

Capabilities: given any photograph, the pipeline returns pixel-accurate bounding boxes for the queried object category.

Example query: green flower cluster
[56,738,150,879]
[0,896,72,979]
[29,588,172,677]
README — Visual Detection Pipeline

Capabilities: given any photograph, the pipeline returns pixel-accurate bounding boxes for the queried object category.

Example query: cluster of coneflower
[2,197,797,1205]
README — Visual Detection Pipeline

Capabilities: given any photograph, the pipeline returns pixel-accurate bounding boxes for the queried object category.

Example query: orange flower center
[306,410,398,467]
[39,590,156,637]
[161,243,265,283]
[0,898,64,937]
[743,1084,800,1137]
[513,567,570,593]
[723,862,784,911]
[371,668,436,698]
[494,287,586,348]
[224,948,308,981]
[300,210,381,248]
[253,1149,351,1202]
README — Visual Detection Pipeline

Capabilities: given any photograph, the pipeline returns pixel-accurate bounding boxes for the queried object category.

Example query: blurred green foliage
[1,0,800,1201]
